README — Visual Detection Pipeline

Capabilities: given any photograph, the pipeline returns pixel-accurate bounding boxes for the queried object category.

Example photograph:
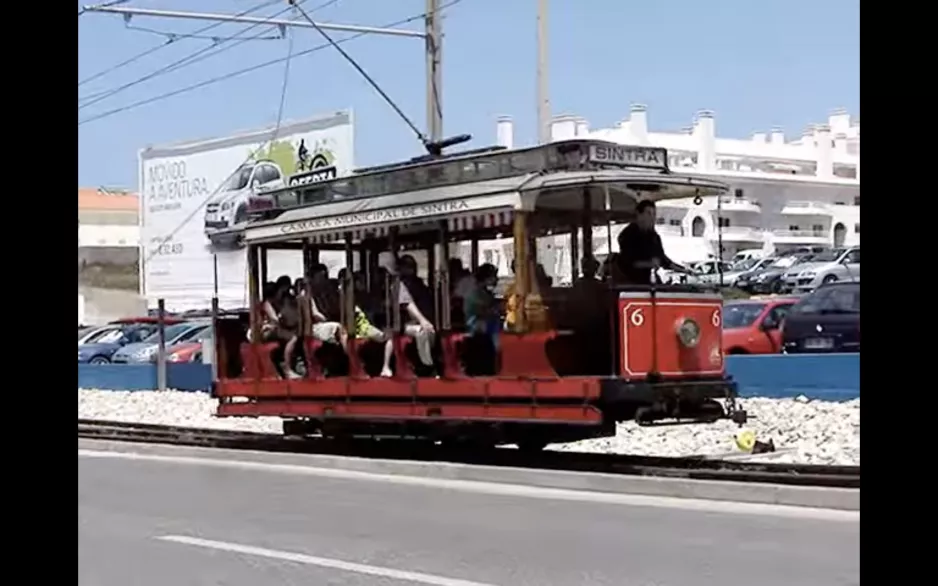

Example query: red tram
[210,140,747,450]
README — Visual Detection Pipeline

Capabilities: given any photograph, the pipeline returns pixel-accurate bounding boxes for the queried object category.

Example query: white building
[495,106,860,261]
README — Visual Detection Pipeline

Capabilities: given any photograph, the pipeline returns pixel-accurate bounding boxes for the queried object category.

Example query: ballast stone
[77,390,860,466]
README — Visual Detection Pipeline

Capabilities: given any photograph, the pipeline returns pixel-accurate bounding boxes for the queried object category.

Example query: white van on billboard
[138,111,354,311]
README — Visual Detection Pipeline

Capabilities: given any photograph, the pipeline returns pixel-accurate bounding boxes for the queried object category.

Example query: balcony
[717,197,761,213]
[770,229,830,245]
[780,201,833,216]
[709,226,764,243]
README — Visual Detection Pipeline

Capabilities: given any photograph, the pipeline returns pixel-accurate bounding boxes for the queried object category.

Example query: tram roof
[237,168,729,245]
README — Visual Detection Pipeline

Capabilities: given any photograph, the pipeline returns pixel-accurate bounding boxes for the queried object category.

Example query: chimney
[694,109,716,172]
[752,132,767,143]
[574,117,590,137]
[495,116,514,149]
[814,124,833,179]
[629,104,648,143]
[829,108,850,135]
[801,125,815,150]
[770,127,785,145]
[834,132,848,153]
[550,115,577,141]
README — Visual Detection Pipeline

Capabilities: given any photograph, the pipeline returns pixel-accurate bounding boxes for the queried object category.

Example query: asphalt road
[78,442,859,586]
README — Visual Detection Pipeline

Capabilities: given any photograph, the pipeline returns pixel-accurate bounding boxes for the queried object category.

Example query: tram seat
[347,338,372,379]
[302,338,325,379]
[391,333,417,379]
[440,331,468,378]
[240,342,281,379]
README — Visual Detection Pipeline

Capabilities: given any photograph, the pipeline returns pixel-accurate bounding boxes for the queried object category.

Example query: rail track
[78,419,860,489]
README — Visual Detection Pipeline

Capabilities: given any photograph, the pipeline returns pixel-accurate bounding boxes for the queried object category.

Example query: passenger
[368,267,390,330]
[396,254,436,367]
[296,276,344,347]
[252,282,279,342]
[353,272,394,377]
[449,258,472,327]
[616,200,692,284]
[464,263,501,350]
[307,264,347,348]
[570,256,610,374]
[504,260,552,332]
[273,275,302,379]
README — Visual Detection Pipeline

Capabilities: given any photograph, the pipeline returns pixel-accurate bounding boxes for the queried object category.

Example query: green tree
[249,140,298,176]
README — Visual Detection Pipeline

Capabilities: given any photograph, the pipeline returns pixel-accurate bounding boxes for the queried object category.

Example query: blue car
[111,321,211,364]
[78,324,159,364]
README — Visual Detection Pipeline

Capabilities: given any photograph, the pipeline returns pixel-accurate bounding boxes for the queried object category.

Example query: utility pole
[425,0,443,144]
[536,0,550,144]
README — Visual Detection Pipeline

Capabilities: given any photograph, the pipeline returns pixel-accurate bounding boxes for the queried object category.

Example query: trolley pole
[426,0,444,143]
[536,0,550,144]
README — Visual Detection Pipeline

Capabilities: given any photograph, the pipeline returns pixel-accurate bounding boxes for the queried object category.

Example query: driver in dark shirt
[616,200,692,284]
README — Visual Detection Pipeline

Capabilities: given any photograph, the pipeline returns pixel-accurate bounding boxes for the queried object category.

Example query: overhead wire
[78,0,465,127]
[78,0,280,89]
[79,0,295,110]
[78,0,128,18]
[289,0,426,144]
[143,15,300,269]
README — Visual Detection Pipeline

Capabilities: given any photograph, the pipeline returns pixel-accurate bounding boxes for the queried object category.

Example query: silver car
[111,322,211,364]
[782,247,860,292]
[203,160,285,234]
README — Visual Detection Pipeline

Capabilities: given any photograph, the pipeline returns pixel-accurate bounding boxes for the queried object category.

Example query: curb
[78,439,859,512]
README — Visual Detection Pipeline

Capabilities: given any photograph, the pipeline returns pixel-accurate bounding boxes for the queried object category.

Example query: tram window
[331,179,356,198]
[506,152,543,174]
[301,186,328,204]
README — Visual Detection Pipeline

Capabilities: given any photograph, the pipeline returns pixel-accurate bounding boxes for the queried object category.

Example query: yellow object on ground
[735,429,756,452]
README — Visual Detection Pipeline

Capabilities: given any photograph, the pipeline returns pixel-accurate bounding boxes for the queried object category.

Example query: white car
[203,160,285,234]
[781,247,860,292]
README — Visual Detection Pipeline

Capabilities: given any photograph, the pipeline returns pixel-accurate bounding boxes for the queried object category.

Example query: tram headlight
[676,318,701,348]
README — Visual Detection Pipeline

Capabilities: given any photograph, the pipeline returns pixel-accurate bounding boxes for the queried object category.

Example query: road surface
[78,441,858,586]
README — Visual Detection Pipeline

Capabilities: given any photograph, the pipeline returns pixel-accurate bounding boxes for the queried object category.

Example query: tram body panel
[618,291,725,380]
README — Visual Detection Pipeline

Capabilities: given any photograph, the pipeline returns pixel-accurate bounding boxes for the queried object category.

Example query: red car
[722,297,797,355]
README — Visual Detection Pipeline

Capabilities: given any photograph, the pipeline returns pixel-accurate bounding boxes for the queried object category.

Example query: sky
[77,0,860,189]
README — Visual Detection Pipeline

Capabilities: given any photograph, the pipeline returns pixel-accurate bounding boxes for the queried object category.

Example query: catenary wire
[79,0,299,110]
[78,0,464,127]
[78,0,128,18]
[143,21,299,268]
[78,0,281,89]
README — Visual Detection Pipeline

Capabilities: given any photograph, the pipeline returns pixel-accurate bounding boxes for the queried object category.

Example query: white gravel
[78,389,859,466]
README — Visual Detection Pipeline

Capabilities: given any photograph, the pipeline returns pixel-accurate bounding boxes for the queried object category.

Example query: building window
[854,223,860,234]
[788,225,800,231]
[718,217,731,228]
[734,188,744,199]
[853,195,860,206]
[811,224,824,234]
[656,217,666,225]
[668,219,681,226]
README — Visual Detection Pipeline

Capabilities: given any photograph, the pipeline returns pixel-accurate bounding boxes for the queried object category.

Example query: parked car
[781,247,860,293]
[781,282,860,354]
[685,260,735,285]
[78,324,160,364]
[728,257,777,289]
[157,329,213,363]
[740,253,814,294]
[112,322,211,364]
[722,297,798,354]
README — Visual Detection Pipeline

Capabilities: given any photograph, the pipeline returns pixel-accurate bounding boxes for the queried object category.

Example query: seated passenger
[396,254,436,367]
[570,256,606,323]
[353,272,394,377]
[464,263,501,349]
[273,275,302,379]
[504,260,552,332]
[449,258,472,328]
[306,264,346,347]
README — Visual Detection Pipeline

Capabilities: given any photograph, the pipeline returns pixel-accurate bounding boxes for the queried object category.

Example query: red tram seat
[347,338,371,379]
[440,331,468,379]
[391,334,416,379]
[498,331,559,379]
[302,338,325,379]
[240,342,280,379]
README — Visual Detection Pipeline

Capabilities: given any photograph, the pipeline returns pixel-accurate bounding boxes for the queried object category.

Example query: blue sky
[77,0,859,188]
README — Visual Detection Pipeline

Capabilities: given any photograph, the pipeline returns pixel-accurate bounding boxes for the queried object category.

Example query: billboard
[139,111,354,311]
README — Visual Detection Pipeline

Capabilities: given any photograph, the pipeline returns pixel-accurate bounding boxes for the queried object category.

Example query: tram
[209,139,747,450]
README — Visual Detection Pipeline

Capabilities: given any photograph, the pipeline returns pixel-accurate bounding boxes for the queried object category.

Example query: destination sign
[588,144,668,170]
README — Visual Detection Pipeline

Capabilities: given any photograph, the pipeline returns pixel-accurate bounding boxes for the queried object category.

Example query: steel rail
[78,419,861,489]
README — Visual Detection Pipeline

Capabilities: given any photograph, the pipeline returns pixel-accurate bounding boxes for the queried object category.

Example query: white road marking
[157,535,498,586]
[79,448,858,522]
